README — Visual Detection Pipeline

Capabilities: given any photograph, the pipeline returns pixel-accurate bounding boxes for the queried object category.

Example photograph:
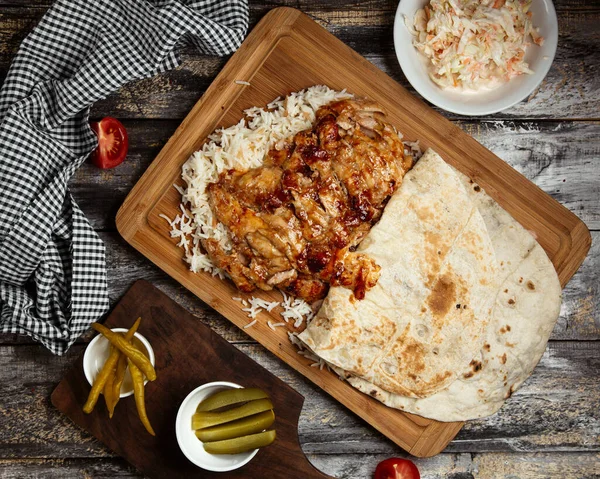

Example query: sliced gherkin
[203,429,276,455]
[195,410,275,442]
[192,398,273,430]
[196,388,269,412]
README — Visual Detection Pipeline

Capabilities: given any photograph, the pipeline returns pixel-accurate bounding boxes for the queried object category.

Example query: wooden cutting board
[115,7,591,457]
[51,280,331,479]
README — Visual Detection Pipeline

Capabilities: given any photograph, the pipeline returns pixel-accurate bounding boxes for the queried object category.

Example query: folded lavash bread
[298,149,562,422]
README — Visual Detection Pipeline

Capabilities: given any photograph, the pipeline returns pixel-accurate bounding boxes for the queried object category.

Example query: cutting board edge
[118,228,437,454]
[116,7,301,242]
[114,6,590,458]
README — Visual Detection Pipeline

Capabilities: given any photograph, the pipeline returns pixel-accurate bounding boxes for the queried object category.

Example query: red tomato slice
[90,117,128,169]
[374,458,420,479]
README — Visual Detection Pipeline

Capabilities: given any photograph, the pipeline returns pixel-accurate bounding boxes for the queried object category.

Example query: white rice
[162,86,351,336]
[243,319,257,329]
[280,291,315,328]
[236,293,314,331]
[242,296,280,319]
[289,331,329,369]
[166,85,352,277]
[163,85,420,357]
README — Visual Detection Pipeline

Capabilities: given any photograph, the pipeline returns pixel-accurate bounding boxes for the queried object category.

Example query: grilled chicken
[203,99,413,303]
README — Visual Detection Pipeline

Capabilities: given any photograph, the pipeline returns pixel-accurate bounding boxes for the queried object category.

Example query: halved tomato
[90,117,128,169]
[374,458,420,479]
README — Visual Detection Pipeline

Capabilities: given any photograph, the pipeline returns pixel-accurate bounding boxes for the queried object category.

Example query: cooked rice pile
[163,85,421,332]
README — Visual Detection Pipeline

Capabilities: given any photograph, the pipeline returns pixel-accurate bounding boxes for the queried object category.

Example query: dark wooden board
[50,280,330,479]
[1,0,599,121]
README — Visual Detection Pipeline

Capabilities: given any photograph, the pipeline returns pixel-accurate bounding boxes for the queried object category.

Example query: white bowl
[393,0,558,115]
[176,382,259,472]
[83,328,155,398]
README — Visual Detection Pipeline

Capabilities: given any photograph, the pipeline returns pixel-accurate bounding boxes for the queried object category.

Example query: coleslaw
[406,0,544,91]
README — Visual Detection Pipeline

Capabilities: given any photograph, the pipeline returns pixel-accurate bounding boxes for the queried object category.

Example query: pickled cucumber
[192,398,273,430]
[196,387,269,412]
[195,410,275,442]
[203,429,276,455]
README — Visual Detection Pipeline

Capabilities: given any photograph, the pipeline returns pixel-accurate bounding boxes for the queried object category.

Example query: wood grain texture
[51,281,330,479]
[116,7,590,456]
[0,0,598,120]
[0,0,598,477]
[0,225,594,346]
[0,452,599,479]
[0,342,597,458]
[65,119,600,232]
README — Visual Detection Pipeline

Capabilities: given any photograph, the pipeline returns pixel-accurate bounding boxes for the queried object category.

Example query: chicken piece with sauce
[204,99,414,303]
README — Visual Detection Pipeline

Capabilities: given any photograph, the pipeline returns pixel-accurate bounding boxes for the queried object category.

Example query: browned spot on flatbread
[415,205,434,221]
[402,342,426,373]
[483,343,491,351]
[408,373,417,380]
[500,353,507,364]
[470,359,482,372]
[519,277,523,283]
[463,371,474,379]
[370,390,378,397]
[473,185,481,192]
[508,298,515,305]
[424,231,446,276]
[506,341,515,347]
[436,371,452,382]
[500,326,507,334]
[527,280,535,290]
[426,274,456,318]
[505,384,516,399]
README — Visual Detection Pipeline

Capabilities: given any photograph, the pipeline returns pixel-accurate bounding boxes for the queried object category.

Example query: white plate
[393,0,558,115]
[175,382,259,472]
[83,328,155,398]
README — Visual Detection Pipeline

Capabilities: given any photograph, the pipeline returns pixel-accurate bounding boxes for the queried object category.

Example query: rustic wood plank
[0,452,599,479]
[0,341,597,459]
[310,452,600,479]
[69,120,600,232]
[0,0,598,120]
[0,226,596,347]
[0,1,598,476]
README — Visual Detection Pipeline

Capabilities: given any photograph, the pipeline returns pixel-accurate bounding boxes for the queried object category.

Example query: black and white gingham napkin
[0,0,248,354]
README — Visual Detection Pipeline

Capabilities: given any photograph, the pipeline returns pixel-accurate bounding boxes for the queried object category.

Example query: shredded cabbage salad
[406,0,544,90]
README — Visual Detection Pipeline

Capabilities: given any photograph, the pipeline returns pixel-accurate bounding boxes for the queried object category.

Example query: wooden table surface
[1,1,598,478]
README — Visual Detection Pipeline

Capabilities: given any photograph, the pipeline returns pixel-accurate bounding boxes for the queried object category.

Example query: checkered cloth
[0,0,248,354]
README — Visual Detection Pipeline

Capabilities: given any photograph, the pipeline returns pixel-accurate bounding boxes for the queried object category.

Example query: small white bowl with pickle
[175,381,276,472]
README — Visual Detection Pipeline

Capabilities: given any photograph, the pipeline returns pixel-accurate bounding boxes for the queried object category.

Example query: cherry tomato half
[90,117,128,169]
[374,458,420,479]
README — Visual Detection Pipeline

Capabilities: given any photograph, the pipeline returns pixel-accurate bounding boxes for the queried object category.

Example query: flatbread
[299,149,562,421]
